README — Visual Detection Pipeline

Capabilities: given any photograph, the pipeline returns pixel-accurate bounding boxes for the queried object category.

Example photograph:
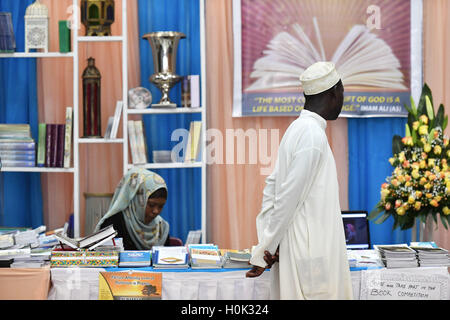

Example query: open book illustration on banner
[245,17,407,93]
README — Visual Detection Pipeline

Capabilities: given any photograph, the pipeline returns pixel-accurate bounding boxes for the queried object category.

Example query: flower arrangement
[369,84,450,230]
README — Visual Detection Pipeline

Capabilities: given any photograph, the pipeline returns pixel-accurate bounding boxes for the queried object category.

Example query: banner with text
[233,0,422,117]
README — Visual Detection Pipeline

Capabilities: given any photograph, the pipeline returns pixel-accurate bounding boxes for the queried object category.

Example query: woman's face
[144,197,166,224]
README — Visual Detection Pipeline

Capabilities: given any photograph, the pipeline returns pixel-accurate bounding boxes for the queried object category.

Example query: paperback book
[152,246,189,269]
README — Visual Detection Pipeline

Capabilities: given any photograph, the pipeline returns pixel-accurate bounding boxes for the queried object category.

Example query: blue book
[0,12,15,53]
[118,250,151,267]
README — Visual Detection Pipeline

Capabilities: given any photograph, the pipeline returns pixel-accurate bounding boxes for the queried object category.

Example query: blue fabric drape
[137,0,201,243]
[0,0,44,227]
[348,117,413,246]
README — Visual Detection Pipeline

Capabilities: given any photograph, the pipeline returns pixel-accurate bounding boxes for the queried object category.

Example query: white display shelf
[127,162,203,170]
[78,138,124,144]
[77,36,123,42]
[1,167,74,173]
[0,52,74,58]
[127,107,203,115]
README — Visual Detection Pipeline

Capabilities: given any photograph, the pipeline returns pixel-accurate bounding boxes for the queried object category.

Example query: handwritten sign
[360,268,449,300]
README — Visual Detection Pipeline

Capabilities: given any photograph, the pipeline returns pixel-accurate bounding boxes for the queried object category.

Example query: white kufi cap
[299,61,341,95]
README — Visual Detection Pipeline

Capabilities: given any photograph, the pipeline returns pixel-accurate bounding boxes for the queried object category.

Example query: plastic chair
[168,237,183,246]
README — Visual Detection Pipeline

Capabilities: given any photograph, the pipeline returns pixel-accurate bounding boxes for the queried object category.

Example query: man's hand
[246,265,265,278]
[263,247,279,268]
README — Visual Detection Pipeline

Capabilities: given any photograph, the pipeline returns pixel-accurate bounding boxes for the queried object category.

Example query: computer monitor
[341,210,371,249]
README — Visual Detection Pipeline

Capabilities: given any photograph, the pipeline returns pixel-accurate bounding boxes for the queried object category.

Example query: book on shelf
[56,124,65,167]
[54,225,117,250]
[104,116,114,139]
[181,75,200,108]
[118,250,151,267]
[0,124,36,165]
[127,120,139,164]
[110,101,123,139]
[0,140,35,150]
[0,12,15,53]
[37,123,46,167]
[63,107,73,168]
[152,246,189,269]
[45,123,55,167]
[58,20,71,53]
[134,120,148,164]
[184,121,202,162]
[188,244,223,269]
[0,124,31,139]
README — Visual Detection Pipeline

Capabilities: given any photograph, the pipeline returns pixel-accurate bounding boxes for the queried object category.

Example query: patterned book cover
[50,250,119,267]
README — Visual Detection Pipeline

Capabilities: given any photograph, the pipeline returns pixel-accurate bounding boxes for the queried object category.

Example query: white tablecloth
[48,267,449,300]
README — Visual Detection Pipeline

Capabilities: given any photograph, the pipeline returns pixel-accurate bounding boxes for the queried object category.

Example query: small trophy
[142,31,186,108]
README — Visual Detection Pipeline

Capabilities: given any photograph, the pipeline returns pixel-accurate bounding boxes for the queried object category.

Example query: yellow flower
[434,145,442,155]
[419,177,427,185]
[428,174,437,181]
[415,191,423,198]
[424,183,432,189]
[402,136,413,146]
[426,193,433,199]
[434,195,442,202]
[412,121,420,131]
[419,115,429,125]
[443,207,450,215]
[381,189,390,201]
[447,150,450,158]
[414,201,422,211]
[398,152,406,163]
[408,196,415,204]
[411,169,420,179]
[430,199,439,207]
[419,125,429,136]
[419,160,427,169]
[396,207,406,216]
[391,179,400,187]
[428,158,435,167]
[444,139,449,147]
[388,157,395,165]
[424,144,432,153]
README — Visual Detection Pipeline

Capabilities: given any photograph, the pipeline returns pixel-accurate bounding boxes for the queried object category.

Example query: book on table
[54,225,117,250]
[221,249,252,269]
[374,244,418,268]
[119,250,152,267]
[152,246,189,269]
[188,244,223,269]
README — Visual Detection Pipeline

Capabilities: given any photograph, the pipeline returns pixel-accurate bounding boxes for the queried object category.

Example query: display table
[0,267,51,300]
[47,266,450,300]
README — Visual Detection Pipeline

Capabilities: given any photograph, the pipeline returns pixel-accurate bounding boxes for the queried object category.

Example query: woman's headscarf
[94,168,169,249]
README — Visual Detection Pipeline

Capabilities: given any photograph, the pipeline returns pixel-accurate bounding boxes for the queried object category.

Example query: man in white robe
[246,62,353,300]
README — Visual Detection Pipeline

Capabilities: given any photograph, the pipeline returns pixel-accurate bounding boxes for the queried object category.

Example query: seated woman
[94,168,170,250]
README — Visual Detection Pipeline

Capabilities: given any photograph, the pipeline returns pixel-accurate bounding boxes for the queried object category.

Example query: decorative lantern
[25,0,49,53]
[80,0,115,36]
[82,57,102,137]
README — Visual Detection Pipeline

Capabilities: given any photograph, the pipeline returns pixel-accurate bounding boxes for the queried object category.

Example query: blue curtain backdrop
[0,0,44,228]
[348,117,412,246]
[137,0,202,243]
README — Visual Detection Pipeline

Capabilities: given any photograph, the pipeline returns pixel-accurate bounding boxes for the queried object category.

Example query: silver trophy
[142,31,186,108]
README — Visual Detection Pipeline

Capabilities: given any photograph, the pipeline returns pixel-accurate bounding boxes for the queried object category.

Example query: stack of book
[0,124,36,167]
[152,246,189,269]
[346,249,383,268]
[37,107,73,168]
[0,12,15,53]
[188,244,223,269]
[375,244,419,268]
[220,249,252,269]
[410,246,449,267]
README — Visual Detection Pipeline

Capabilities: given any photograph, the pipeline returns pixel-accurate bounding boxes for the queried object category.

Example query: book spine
[127,120,139,164]
[0,150,35,156]
[184,122,194,162]
[189,75,200,108]
[58,20,71,53]
[0,154,35,161]
[45,124,55,167]
[56,124,65,168]
[37,123,46,167]
[64,107,73,168]
[181,76,191,108]
[0,141,35,151]
[110,101,123,139]
[1,160,35,167]
[51,124,60,167]
[134,121,148,164]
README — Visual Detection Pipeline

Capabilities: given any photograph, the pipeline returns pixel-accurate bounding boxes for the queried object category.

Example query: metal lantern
[25,0,49,53]
[82,57,102,137]
[80,0,115,36]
